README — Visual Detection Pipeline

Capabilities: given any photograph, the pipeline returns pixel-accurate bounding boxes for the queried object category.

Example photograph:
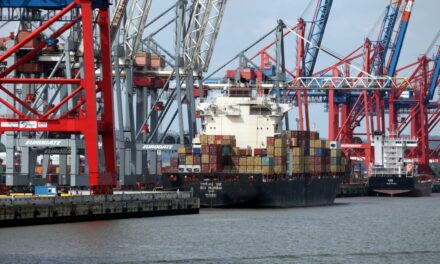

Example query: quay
[0,191,199,227]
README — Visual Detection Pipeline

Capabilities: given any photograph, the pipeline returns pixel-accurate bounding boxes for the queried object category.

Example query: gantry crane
[109,0,228,187]
[0,0,116,194]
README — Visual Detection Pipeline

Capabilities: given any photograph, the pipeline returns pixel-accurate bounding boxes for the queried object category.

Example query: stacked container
[165,131,349,176]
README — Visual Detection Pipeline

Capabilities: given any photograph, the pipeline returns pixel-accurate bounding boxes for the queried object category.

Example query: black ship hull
[368,176,433,197]
[162,173,342,208]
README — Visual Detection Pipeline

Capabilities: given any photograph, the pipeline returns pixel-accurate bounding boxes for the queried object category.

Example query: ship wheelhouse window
[250,107,271,115]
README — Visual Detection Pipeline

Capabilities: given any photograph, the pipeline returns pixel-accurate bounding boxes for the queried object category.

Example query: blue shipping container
[304,148,310,156]
[315,148,325,156]
[35,186,57,196]
[192,147,201,155]
[262,157,275,166]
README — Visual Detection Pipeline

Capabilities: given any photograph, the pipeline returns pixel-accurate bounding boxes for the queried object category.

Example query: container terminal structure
[0,0,437,205]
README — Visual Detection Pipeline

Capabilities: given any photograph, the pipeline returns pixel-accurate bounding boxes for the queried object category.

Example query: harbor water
[0,195,439,263]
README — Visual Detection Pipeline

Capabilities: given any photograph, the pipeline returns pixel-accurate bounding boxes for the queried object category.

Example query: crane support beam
[0,0,108,9]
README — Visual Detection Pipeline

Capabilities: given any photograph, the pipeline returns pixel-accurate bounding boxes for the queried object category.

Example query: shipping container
[262,156,275,166]
[330,149,342,157]
[254,156,262,166]
[274,148,287,157]
[35,186,57,196]
[246,156,254,166]
[262,166,274,174]
[292,147,304,156]
[193,147,201,155]
[151,54,165,68]
[267,137,275,146]
[201,154,210,164]
[267,146,274,156]
[134,51,152,67]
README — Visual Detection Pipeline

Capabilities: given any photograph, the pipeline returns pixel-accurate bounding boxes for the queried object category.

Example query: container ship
[368,133,433,197]
[161,90,349,207]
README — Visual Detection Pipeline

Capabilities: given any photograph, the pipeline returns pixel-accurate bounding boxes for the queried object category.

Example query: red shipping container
[151,54,165,68]
[185,147,192,154]
[240,68,256,80]
[194,156,201,165]
[194,86,208,98]
[133,76,153,87]
[201,145,210,154]
[46,175,59,184]
[134,52,152,67]
[209,155,220,164]
[209,145,220,154]
[209,164,223,173]
[267,137,275,146]
[254,148,268,156]
[239,149,247,156]
[17,31,41,49]
[16,63,43,74]
[226,70,236,79]
[201,165,210,173]
[170,158,178,167]
[310,131,319,140]
[153,78,166,89]
[215,135,223,141]
[254,149,262,156]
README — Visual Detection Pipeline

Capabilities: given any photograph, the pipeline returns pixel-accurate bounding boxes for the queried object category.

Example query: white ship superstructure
[198,95,292,149]
[371,134,418,176]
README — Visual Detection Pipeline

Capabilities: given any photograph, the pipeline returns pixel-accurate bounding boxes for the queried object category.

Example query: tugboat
[368,132,433,197]
[161,89,348,207]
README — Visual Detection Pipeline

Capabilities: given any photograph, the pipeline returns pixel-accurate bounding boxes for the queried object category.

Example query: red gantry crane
[0,0,117,194]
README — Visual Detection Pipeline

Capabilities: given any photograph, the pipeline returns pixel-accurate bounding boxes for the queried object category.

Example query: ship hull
[368,176,432,197]
[162,173,342,208]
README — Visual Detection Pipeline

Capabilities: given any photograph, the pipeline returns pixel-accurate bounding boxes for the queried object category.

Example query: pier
[0,191,199,227]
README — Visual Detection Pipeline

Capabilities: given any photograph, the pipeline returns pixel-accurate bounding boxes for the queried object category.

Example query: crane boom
[428,47,440,100]
[387,0,414,77]
[123,0,153,58]
[302,0,333,77]
[110,0,130,44]
[371,0,402,76]
[184,0,228,73]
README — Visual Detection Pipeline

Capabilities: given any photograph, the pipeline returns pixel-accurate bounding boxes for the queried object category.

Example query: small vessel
[368,132,433,197]
[161,90,348,207]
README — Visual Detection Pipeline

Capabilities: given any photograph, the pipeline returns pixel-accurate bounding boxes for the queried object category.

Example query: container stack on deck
[163,131,349,176]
